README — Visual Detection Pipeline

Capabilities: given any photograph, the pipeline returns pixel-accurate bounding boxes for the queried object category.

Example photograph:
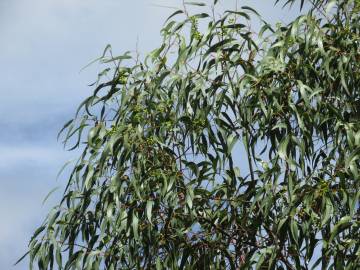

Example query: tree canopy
[21,0,360,269]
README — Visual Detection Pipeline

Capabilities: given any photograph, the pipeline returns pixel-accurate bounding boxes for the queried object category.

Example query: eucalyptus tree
[21,0,360,269]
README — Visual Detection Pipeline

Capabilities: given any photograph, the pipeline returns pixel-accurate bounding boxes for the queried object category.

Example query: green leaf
[328,216,352,245]
[146,200,154,224]
[184,1,206,6]
[165,10,184,22]
[132,212,139,240]
[55,248,62,268]
[42,186,61,205]
[14,251,30,266]
[278,136,290,160]
[101,53,132,63]
[241,6,260,16]
[204,38,235,57]
[186,188,194,209]
[321,198,333,226]
[290,219,299,245]
[225,11,250,20]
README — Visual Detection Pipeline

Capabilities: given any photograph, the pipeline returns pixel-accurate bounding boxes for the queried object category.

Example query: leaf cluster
[22,0,360,269]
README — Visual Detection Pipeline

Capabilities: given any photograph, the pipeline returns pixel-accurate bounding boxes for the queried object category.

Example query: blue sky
[0,1,301,269]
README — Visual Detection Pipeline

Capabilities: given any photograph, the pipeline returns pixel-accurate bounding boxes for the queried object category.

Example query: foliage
[21,0,360,269]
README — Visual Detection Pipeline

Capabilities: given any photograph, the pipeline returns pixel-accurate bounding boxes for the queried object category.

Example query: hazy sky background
[0,1,303,268]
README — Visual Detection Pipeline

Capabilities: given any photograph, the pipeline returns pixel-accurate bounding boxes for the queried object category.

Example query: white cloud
[0,143,74,269]
[0,144,72,168]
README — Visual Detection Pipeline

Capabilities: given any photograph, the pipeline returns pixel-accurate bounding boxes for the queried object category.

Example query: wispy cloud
[0,141,76,269]
[0,145,68,168]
